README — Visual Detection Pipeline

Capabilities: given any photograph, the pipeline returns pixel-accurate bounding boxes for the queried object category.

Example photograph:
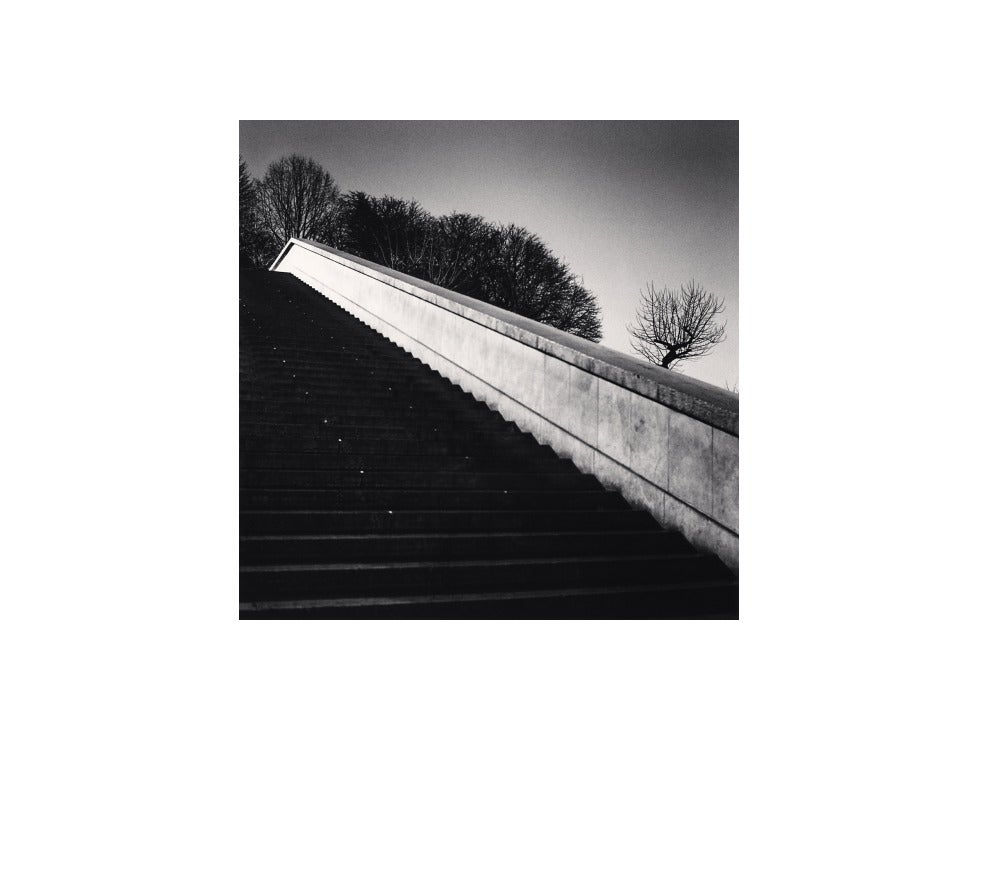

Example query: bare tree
[333,193,432,275]
[543,278,603,342]
[327,190,604,341]
[239,157,278,268]
[426,212,492,292]
[239,157,257,267]
[628,280,726,370]
[476,224,603,341]
[255,154,340,254]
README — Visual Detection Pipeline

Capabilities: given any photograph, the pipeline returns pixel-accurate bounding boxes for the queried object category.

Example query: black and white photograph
[239,120,739,618]
[7,8,979,878]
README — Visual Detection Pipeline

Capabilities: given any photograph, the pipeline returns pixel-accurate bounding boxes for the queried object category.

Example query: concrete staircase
[239,270,738,618]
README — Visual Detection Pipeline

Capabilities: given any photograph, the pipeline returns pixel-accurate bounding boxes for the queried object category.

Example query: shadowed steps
[239,270,738,618]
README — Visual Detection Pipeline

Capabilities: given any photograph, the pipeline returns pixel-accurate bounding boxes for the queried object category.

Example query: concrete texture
[272,238,739,569]
[626,392,671,488]
[668,412,714,514]
[712,430,739,532]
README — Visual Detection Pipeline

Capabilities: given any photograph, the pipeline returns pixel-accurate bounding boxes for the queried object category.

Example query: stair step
[239,508,655,535]
[238,452,577,473]
[250,360,426,372]
[240,553,730,600]
[239,468,598,490]
[240,581,738,619]
[241,372,443,388]
[238,405,497,425]
[240,529,683,564]
[239,488,632,511]
[239,436,552,456]
[239,422,526,442]
[238,389,483,407]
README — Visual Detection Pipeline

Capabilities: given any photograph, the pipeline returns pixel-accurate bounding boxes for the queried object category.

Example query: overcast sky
[240,120,738,389]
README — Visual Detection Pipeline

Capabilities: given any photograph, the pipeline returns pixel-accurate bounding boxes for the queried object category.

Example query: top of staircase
[273,239,738,435]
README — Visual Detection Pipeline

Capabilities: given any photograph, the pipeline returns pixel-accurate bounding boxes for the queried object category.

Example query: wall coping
[271,238,738,436]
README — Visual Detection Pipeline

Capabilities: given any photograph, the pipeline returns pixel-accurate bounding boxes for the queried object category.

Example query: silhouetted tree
[255,154,340,255]
[426,212,493,293]
[333,200,604,341]
[252,155,604,341]
[627,280,726,370]
[334,192,437,277]
[474,224,602,341]
[477,225,562,312]
[239,157,267,268]
[542,278,604,342]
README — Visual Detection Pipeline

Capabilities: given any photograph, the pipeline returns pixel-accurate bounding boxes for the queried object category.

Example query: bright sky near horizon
[240,120,738,389]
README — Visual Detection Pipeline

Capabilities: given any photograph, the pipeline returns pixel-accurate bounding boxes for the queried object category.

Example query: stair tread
[241,551,706,572]
[241,529,662,540]
[241,579,736,610]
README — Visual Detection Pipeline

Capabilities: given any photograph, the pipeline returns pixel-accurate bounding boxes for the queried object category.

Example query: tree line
[240,154,603,342]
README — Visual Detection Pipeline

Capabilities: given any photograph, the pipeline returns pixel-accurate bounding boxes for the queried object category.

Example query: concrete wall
[271,238,739,570]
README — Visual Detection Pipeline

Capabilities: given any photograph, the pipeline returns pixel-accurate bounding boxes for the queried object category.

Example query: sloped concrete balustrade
[271,238,739,570]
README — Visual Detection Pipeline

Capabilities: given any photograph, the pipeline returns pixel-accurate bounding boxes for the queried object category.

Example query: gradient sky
[240,121,738,389]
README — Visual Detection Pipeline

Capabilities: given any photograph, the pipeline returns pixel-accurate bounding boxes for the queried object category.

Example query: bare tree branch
[254,154,340,253]
[627,280,726,370]
[253,162,606,343]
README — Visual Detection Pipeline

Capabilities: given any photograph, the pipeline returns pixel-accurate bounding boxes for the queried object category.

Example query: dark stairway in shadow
[239,270,738,619]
